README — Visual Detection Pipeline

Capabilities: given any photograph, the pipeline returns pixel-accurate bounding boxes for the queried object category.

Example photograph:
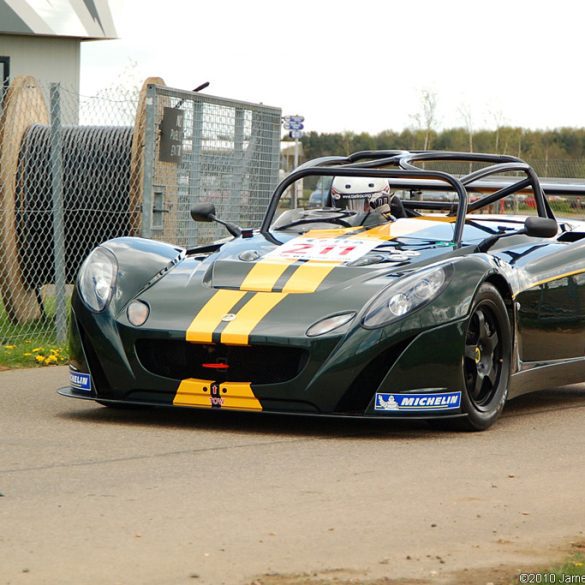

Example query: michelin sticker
[375,391,461,412]
[69,370,91,392]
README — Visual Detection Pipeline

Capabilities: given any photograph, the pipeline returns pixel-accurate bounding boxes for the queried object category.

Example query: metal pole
[49,83,67,343]
[141,84,157,238]
[189,99,203,245]
[230,108,244,224]
[293,137,299,208]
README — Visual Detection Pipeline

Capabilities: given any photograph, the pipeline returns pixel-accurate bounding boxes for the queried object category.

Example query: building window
[0,56,10,99]
[152,187,166,230]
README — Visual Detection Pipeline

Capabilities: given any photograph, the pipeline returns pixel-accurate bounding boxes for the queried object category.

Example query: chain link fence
[2,76,585,364]
[0,77,281,356]
[141,84,281,246]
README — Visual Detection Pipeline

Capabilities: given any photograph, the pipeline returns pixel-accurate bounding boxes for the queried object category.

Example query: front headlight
[78,247,118,312]
[306,312,356,337]
[362,263,452,328]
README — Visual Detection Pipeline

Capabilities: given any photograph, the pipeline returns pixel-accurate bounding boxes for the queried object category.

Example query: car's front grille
[136,340,309,385]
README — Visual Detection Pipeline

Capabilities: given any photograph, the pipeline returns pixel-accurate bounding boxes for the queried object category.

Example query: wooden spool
[0,76,49,324]
[129,76,165,236]
[0,75,172,324]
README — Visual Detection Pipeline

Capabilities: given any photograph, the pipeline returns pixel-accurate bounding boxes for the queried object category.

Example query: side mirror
[524,217,558,238]
[190,203,216,222]
[477,216,558,253]
[190,202,241,238]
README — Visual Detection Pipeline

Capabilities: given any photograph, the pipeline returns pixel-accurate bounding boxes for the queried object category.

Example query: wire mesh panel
[0,77,281,358]
[0,78,143,354]
[143,85,281,246]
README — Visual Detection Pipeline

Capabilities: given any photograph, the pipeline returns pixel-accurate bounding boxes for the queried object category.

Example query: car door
[506,235,585,362]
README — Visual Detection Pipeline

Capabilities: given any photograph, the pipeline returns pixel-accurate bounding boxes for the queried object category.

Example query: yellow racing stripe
[239,257,296,292]
[220,292,288,345]
[185,218,454,347]
[513,268,585,299]
[281,261,339,293]
[173,379,262,411]
[357,218,452,240]
[302,227,364,239]
[186,289,247,343]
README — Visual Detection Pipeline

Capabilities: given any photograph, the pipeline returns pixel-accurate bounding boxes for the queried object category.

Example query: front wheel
[461,283,511,430]
[432,283,512,432]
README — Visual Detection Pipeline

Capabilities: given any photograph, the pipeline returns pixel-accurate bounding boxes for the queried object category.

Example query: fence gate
[140,83,281,246]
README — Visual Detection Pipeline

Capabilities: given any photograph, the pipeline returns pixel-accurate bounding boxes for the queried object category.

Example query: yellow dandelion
[3,345,16,350]
[574,562,584,567]
[45,355,58,365]
[32,347,43,353]
[35,355,45,363]
[24,352,32,356]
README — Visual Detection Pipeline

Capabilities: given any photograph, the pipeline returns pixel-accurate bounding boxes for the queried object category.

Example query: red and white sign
[266,237,384,263]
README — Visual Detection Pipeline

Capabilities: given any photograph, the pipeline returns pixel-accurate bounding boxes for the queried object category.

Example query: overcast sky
[80,0,585,135]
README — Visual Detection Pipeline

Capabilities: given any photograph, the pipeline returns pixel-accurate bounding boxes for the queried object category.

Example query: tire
[433,283,512,432]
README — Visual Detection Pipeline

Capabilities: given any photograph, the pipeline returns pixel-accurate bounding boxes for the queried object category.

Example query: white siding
[0,34,80,91]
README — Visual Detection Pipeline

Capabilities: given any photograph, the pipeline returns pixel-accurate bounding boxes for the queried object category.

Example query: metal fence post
[230,108,245,223]
[141,84,157,238]
[188,99,204,246]
[50,82,67,344]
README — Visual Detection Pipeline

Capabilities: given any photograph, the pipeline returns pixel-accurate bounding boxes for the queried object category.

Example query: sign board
[159,107,184,163]
[283,121,304,130]
[283,115,305,123]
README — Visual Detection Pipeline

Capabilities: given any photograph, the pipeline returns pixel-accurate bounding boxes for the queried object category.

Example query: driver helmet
[330,177,391,212]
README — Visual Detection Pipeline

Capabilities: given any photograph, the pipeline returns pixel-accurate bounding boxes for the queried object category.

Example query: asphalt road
[1,366,585,585]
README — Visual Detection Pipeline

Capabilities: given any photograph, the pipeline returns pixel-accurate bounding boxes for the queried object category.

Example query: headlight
[362,263,452,328]
[127,300,150,326]
[306,312,356,337]
[78,247,118,312]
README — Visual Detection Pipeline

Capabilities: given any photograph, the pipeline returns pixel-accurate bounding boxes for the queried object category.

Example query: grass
[0,292,70,369]
[544,551,585,580]
[507,551,585,585]
[0,340,68,369]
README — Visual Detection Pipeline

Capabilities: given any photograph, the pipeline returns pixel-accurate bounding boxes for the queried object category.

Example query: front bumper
[62,295,469,420]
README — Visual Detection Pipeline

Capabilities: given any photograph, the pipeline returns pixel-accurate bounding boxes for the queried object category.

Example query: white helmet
[330,177,391,212]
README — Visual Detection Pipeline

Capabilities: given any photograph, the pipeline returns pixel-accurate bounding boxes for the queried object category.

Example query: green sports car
[59,150,585,430]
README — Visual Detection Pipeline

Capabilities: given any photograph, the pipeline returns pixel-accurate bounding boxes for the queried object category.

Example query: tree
[487,107,507,154]
[410,89,439,150]
[458,103,474,153]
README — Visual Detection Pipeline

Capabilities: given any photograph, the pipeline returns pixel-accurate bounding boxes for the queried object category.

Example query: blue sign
[283,115,304,123]
[375,391,461,412]
[69,370,91,392]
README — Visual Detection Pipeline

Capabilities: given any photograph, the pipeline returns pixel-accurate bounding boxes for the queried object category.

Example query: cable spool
[0,76,49,323]
[15,124,134,288]
[0,76,165,324]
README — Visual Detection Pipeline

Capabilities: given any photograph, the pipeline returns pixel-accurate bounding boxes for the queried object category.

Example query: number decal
[266,238,385,263]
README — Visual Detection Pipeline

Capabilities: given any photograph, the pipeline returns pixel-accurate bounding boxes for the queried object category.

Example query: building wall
[0,34,80,90]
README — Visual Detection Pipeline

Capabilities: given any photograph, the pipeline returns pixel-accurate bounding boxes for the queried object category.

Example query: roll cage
[261,150,555,248]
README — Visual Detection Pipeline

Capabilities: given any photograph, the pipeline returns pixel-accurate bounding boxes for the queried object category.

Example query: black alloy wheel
[464,303,503,407]
[460,283,511,431]
[430,282,512,432]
